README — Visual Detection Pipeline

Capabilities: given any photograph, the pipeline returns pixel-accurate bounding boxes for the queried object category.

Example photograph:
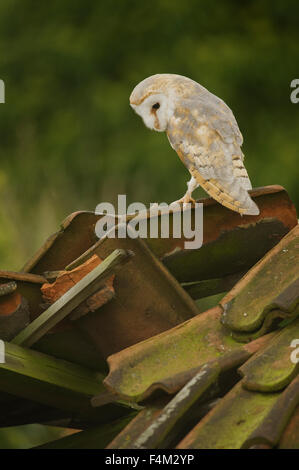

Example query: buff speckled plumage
[130,74,259,216]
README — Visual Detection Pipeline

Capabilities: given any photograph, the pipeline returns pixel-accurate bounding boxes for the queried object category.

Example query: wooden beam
[0,341,109,413]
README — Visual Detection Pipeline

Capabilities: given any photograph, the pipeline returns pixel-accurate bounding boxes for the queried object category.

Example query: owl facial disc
[130,93,173,132]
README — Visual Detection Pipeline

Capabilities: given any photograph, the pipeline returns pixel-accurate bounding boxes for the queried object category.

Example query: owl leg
[171,176,199,205]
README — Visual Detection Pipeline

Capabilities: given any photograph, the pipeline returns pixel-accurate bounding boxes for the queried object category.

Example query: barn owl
[130,74,259,216]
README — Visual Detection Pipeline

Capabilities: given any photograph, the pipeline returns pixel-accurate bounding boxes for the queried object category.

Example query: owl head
[130,74,198,132]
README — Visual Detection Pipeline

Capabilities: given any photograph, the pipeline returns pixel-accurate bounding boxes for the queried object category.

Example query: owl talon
[184,196,196,204]
[170,195,195,206]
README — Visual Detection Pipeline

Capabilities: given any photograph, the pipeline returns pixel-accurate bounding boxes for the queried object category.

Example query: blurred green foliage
[0,424,67,449]
[0,0,298,269]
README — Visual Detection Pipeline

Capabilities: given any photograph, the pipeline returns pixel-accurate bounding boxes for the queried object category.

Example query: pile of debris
[0,185,298,449]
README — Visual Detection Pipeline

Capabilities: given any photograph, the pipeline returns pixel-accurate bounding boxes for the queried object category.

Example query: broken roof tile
[130,364,219,449]
[176,381,279,449]
[76,231,199,358]
[107,398,168,449]
[239,317,299,392]
[12,249,130,348]
[242,374,299,448]
[220,224,299,339]
[0,293,30,341]
[278,404,299,449]
[103,306,274,402]
[0,271,46,321]
[0,185,298,449]
[41,254,115,326]
[155,185,297,283]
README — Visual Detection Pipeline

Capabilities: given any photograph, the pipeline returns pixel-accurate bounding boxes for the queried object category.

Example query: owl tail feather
[243,199,260,216]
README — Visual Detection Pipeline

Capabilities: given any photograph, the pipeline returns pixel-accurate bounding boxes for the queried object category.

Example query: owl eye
[152,102,160,110]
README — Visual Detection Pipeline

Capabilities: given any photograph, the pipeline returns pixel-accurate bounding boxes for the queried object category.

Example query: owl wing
[167,96,259,215]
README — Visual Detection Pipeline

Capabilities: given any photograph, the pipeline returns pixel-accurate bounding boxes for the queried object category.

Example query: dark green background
[0,0,298,447]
